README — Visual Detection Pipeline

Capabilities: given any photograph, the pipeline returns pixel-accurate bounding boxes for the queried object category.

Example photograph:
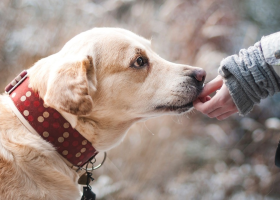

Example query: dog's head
[29,28,205,150]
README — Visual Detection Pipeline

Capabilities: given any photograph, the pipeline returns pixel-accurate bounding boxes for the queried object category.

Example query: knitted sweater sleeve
[218,32,280,115]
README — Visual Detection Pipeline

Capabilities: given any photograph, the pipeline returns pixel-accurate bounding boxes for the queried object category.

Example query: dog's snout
[192,69,206,83]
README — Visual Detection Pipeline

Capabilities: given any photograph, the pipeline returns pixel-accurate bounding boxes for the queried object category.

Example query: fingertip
[205,96,211,101]
[198,97,206,103]
[199,96,211,103]
[199,77,223,97]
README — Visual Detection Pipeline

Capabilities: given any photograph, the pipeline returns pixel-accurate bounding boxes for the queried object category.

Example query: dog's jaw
[74,115,138,152]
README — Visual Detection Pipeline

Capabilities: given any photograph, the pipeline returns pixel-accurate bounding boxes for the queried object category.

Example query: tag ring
[87,152,107,171]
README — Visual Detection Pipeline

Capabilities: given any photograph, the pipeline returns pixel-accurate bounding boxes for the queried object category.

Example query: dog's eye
[131,56,148,69]
[137,57,144,66]
[135,57,145,68]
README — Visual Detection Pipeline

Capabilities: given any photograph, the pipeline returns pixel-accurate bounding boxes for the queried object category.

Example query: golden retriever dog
[0,28,205,200]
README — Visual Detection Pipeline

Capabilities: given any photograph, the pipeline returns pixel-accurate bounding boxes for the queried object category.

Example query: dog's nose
[193,69,206,83]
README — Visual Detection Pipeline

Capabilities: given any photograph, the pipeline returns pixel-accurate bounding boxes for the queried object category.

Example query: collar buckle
[5,70,28,94]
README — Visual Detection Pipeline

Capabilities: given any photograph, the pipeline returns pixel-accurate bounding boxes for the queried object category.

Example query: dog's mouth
[155,86,203,113]
[155,102,194,113]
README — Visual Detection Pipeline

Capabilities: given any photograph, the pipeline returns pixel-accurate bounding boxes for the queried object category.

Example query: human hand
[193,75,238,120]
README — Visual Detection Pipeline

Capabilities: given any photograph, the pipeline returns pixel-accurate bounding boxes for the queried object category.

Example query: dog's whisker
[171,115,182,125]
[143,121,155,136]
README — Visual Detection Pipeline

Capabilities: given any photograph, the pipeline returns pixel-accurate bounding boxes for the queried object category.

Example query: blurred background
[1,0,280,199]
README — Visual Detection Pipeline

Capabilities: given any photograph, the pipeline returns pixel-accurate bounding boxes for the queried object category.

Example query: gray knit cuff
[218,43,280,116]
[223,75,255,116]
[218,55,260,116]
[218,33,280,116]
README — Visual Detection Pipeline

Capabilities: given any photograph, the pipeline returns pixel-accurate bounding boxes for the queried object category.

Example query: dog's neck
[76,114,138,151]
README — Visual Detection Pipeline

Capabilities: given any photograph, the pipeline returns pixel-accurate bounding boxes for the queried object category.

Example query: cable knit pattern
[218,42,280,115]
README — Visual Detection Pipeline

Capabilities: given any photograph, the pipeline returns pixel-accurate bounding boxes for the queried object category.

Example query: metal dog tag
[78,172,94,185]
[81,186,96,200]
[78,173,89,185]
[79,172,96,200]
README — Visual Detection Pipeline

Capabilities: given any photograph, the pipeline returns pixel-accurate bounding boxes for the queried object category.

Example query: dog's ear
[44,55,96,116]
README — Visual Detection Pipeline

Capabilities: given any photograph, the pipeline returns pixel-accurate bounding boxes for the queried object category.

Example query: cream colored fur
[0,28,204,200]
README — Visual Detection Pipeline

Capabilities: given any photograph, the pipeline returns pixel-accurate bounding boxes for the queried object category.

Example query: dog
[0,28,205,200]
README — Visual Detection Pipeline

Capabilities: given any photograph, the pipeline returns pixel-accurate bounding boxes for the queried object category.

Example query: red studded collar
[5,70,98,168]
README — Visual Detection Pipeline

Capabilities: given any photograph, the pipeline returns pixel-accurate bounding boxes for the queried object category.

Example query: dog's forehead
[61,28,151,58]
[113,28,151,46]
[90,28,151,50]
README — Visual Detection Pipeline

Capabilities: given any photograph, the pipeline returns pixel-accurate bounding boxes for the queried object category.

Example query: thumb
[199,75,223,97]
